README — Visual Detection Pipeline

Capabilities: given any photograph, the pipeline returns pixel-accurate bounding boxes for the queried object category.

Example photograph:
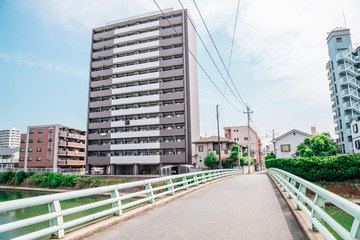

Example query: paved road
[87,172,305,240]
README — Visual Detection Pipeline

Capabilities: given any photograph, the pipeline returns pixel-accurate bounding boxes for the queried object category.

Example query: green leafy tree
[265,151,276,160]
[295,133,339,157]
[229,144,241,161]
[243,151,248,157]
[204,150,218,169]
[240,157,254,166]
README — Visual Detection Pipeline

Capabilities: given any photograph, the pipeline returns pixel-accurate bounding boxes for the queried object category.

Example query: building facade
[0,147,19,171]
[223,126,262,164]
[326,27,360,154]
[86,9,199,175]
[18,125,86,172]
[350,117,360,153]
[193,136,236,169]
[271,129,312,159]
[0,128,21,148]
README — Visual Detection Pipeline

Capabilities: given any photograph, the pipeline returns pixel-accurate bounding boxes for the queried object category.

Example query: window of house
[280,144,290,152]
[48,138,53,142]
[27,157,32,161]
[49,128,54,133]
[47,157,52,161]
[36,157,41,161]
[28,148,33,152]
[198,146,203,152]
[29,139,33,143]
[38,139,43,143]
[21,139,25,143]
[20,148,25,152]
[355,140,360,149]
[336,37,342,43]
[20,158,24,161]
[29,130,34,134]
[38,129,43,134]
[36,148,42,152]
[244,137,248,140]
[48,148,52,152]
[353,124,358,133]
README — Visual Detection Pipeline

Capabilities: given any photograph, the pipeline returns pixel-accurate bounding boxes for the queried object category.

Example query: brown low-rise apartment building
[19,124,86,172]
[86,9,199,175]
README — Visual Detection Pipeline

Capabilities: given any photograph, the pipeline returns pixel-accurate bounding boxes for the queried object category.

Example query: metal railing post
[167,179,175,195]
[289,179,296,199]
[296,184,306,210]
[350,218,360,239]
[110,189,122,215]
[194,174,199,186]
[48,200,64,238]
[145,183,155,203]
[311,194,325,230]
[182,176,189,190]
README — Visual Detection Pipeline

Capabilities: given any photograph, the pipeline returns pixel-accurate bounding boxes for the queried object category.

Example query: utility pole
[238,145,241,170]
[243,106,253,174]
[216,105,221,169]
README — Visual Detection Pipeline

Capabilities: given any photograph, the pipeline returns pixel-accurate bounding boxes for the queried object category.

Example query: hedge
[265,154,360,182]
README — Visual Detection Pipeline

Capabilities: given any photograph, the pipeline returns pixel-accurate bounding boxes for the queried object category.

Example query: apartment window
[198,146,203,152]
[280,144,291,152]
[27,157,32,161]
[355,140,360,149]
[48,148,52,152]
[28,148,33,152]
[244,137,248,140]
[21,139,25,143]
[20,158,24,161]
[36,157,41,161]
[37,139,43,143]
[47,157,52,161]
[36,148,42,152]
[29,130,34,134]
[38,129,43,134]
[29,139,33,143]
[20,148,25,152]
[48,138,53,142]
[353,124,358,133]
[49,128,54,133]
[336,37,342,43]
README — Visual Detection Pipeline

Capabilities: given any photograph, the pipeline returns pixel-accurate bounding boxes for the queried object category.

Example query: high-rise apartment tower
[326,27,360,154]
[86,9,199,175]
[0,128,21,148]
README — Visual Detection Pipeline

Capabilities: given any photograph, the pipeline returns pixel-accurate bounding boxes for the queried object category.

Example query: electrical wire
[152,0,243,113]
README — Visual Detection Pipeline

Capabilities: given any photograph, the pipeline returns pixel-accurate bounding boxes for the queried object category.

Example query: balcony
[339,76,358,87]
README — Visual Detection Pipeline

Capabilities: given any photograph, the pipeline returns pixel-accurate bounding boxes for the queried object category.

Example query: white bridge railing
[268,168,360,240]
[0,169,240,240]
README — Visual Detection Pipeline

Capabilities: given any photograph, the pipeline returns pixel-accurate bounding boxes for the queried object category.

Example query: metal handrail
[268,168,360,240]
[0,169,240,240]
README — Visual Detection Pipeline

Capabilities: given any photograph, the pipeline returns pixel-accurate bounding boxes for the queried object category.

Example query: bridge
[1,169,360,240]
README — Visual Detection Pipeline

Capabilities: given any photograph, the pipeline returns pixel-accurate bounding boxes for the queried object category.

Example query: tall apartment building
[224,126,263,164]
[326,27,360,154]
[18,125,86,172]
[0,128,21,148]
[86,9,199,175]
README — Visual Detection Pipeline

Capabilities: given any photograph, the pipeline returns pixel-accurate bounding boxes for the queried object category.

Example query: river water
[0,189,133,240]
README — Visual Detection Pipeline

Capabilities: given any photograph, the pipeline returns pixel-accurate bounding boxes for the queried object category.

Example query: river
[0,189,134,240]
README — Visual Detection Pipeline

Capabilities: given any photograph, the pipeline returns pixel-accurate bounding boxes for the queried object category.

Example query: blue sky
[1,0,360,146]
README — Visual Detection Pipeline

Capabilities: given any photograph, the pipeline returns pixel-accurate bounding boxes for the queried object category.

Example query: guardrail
[268,168,360,240]
[0,169,240,240]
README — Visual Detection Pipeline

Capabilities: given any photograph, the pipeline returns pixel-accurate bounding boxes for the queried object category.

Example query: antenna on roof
[343,9,347,28]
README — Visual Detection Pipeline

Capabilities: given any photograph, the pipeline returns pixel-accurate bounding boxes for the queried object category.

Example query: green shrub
[61,174,79,187]
[0,171,15,184]
[265,154,360,182]
[14,171,27,185]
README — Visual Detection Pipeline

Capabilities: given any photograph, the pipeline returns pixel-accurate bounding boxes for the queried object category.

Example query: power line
[177,0,246,108]
[152,0,243,113]
[193,0,247,107]
[220,0,241,114]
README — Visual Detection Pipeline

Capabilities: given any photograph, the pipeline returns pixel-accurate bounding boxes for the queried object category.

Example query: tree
[265,151,276,160]
[295,133,339,157]
[204,150,218,169]
[229,144,241,161]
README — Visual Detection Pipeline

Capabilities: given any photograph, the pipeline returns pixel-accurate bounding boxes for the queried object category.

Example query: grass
[324,206,354,240]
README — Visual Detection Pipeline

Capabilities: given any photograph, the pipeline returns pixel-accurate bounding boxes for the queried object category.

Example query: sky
[0,0,360,146]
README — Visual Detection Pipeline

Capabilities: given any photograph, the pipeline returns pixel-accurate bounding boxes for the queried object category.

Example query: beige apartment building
[224,126,263,164]
[86,9,199,175]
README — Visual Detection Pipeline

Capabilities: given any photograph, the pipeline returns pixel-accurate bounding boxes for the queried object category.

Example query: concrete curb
[267,174,325,240]
[56,175,238,240]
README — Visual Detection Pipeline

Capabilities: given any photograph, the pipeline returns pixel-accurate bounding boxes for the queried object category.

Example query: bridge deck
[87,172,305,240]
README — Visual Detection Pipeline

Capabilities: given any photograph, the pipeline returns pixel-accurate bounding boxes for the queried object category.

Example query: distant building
[193,136,237,168]
[0,147,19,171]
[350,117,360,153]
[86,9,199,175]
[223,126,262,164]
[0,128,21,148]
[271,129,312,159]
[326,27,360,154]
[18,125,86,172]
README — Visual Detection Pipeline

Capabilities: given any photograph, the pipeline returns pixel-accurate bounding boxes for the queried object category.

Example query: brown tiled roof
[193,135,234,143]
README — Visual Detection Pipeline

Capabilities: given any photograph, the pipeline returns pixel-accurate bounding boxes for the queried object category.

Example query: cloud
[0,52,87,78]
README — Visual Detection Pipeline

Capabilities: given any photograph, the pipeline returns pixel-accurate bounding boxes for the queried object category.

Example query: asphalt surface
[87,172,305,240]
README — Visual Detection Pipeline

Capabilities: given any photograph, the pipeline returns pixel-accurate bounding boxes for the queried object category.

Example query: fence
[268,168,360,240]
[0,169,240,240]
[0,167,61,173]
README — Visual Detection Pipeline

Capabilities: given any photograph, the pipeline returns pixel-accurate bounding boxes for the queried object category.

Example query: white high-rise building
[0,128,21,148]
